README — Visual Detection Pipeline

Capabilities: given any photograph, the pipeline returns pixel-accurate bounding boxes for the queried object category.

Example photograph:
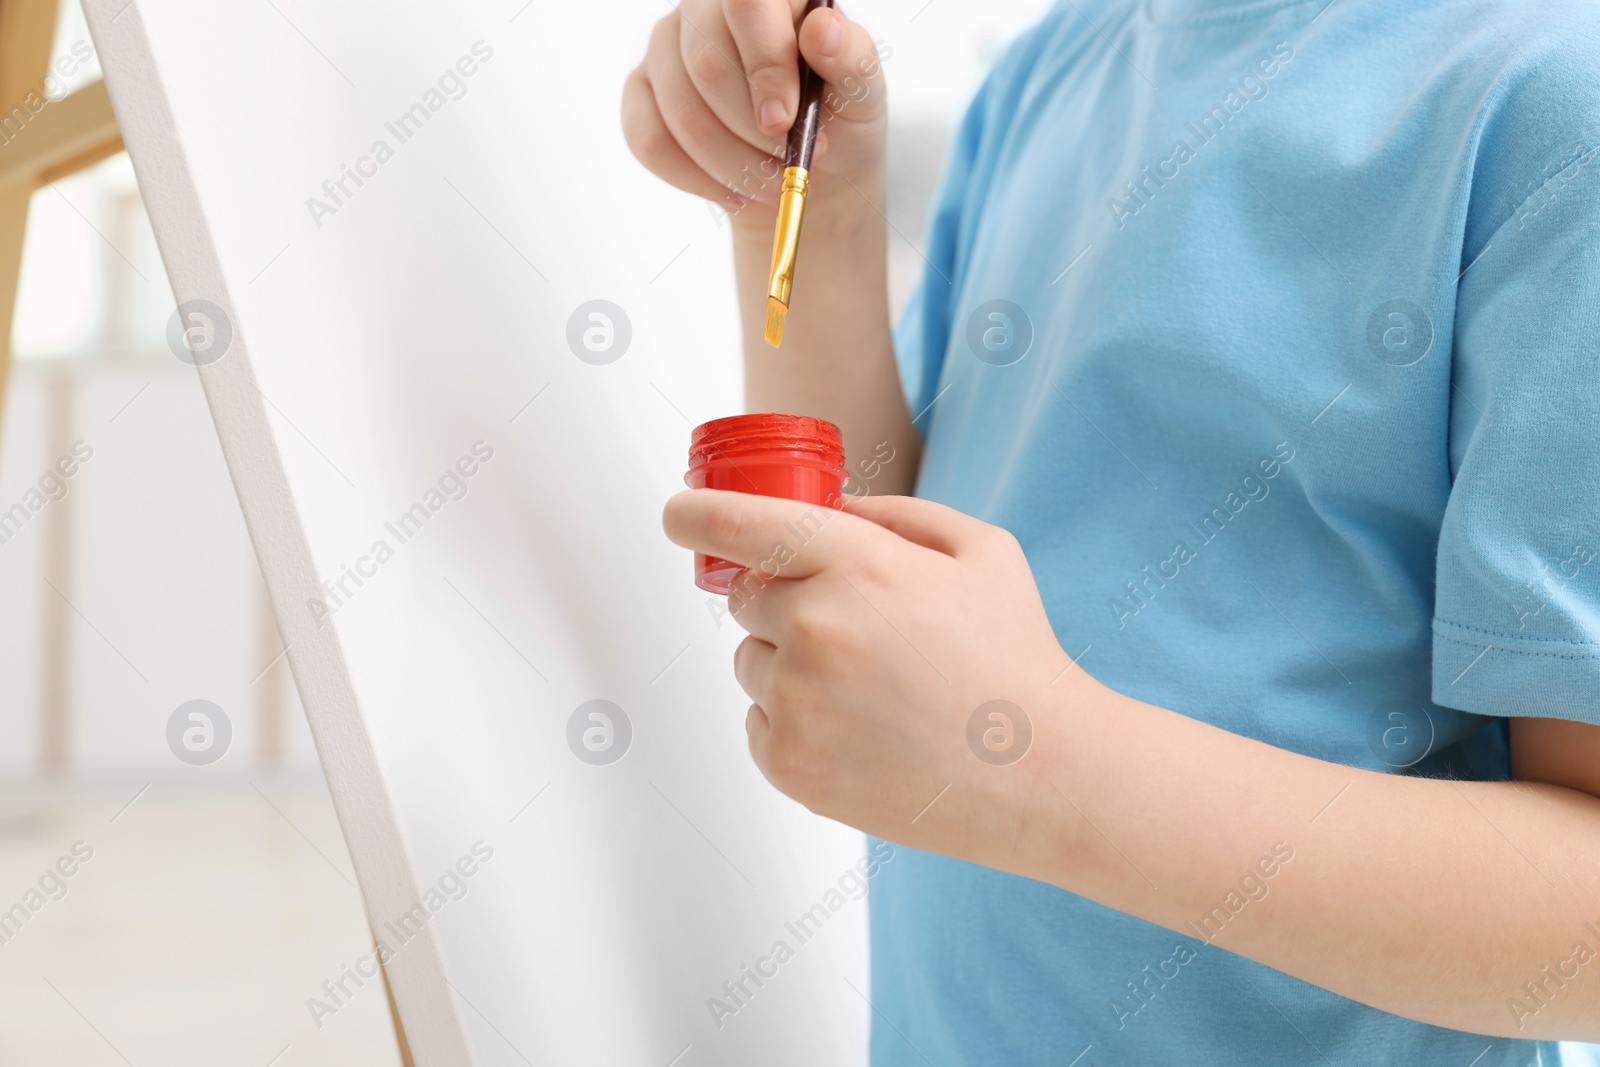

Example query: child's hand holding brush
[623,0,917,490]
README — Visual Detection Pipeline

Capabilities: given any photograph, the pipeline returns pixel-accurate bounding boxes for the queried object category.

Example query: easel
[0,0,119,439]
[0,0,118,776]
[0,2,414,1059]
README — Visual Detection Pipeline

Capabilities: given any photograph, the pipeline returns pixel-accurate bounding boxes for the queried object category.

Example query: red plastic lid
[688,413,844,471]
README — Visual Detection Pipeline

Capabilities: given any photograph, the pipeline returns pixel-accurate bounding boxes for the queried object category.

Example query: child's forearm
[1015,683,1600,1041]
[730,161,921,495]
[660,488,1600,1044]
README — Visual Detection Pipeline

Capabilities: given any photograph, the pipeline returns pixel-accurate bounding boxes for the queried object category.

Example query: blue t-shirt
[874,0,1600,1063]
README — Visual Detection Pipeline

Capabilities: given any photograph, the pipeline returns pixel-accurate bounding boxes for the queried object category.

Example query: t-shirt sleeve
[1431,136,1600,724]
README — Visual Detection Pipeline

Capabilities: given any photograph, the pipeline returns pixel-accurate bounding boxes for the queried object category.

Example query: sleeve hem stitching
[1434,616,1600,647]
[1435,631,1600,662]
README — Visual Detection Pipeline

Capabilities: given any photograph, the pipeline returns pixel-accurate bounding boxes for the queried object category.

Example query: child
[624,0,1600,1062]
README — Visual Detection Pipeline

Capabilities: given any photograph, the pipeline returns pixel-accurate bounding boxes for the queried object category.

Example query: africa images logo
[166,700,231,766]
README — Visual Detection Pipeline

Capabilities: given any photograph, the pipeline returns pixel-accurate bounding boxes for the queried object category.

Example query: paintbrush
[763,0,835,348]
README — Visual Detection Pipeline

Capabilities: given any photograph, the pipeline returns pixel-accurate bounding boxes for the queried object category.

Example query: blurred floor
[0,778,402,1067]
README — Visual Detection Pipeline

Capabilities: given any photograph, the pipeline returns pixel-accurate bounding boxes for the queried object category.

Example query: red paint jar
[685,413,847,594]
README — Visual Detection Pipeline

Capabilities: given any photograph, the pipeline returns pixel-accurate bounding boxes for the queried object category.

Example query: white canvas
[80,1,874,1062]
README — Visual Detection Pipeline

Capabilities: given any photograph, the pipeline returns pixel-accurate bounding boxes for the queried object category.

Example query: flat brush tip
[764,296,788,347]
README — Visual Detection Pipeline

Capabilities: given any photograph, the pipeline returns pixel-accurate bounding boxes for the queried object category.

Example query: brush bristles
[764,296,788,347]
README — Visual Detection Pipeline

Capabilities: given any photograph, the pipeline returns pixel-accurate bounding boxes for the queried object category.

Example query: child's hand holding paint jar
[661,483,1085,876]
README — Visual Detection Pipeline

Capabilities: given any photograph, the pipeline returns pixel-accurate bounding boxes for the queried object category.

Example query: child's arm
[663,487,1600,1043]
[622,0,919,491]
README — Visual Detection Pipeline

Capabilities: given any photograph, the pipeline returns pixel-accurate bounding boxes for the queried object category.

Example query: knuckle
[986,524,1023,556]
[766,666,800,713]
[761,729,814,793]
[687,40,730,88]
[704,499,749,552]
[673,94,719,146]
[733,640,765,695]
[648,13,678,53]
[853,544,896,587]
[743,57,792,90]
[787,601,835,648]
[623,101,673,168]
[631,122,672,168]
[722,0,766,25]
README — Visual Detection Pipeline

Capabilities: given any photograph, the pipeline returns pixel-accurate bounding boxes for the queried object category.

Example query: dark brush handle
[784,0,835,170]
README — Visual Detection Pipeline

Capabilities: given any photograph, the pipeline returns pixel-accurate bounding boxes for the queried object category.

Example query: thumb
[797,6,887,128]
[840,494,986,558]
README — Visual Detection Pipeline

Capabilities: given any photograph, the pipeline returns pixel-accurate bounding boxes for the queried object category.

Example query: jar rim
[689,413,844,470]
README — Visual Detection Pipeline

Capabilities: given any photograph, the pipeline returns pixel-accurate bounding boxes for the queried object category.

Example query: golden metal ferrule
[766,166,810,307]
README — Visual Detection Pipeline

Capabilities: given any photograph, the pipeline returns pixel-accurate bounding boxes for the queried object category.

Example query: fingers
[643,14,784,203]
[796,5,887,128]
[744,702,773,773]
[679,6,781,152]
[732,634,776,705]
[840,494,992,557]
[621,65,744,206]
[663,489,862,577]
[726,571,801,643]
[625,1,887,208]
[722,0,805,134]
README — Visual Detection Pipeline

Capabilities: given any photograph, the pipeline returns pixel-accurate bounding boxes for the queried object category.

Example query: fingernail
[759,97,787,130]
[819,13,845,57]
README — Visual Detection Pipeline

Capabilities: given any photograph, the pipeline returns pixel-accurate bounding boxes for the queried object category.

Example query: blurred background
[3,0,1597,1065]
[0,0,1052,1063]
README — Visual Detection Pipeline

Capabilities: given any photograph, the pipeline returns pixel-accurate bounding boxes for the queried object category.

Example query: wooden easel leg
[1,0,64,774]
[38,371,72,770]
[0,182,28,421]
[0,0,61,436]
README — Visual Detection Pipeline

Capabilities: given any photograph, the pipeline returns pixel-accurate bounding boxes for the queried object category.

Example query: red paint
[685,413,846,594]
